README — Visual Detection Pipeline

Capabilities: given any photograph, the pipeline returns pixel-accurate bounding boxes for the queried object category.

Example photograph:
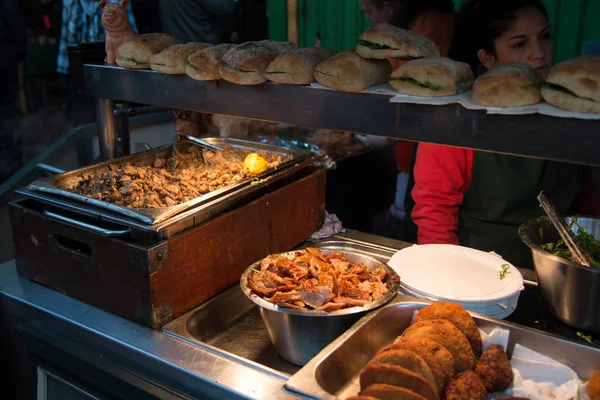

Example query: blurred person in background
[159,0,236,44]
[131,0,161,34]
[0,0,26,116]
[231,0,268,44]
[0,0,26,184]
[358,0,456,240]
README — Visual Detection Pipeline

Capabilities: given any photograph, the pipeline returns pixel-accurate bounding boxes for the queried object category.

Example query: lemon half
[243,153,268,174]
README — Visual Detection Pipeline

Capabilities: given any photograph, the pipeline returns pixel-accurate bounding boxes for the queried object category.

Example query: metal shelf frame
[82,63,600,166]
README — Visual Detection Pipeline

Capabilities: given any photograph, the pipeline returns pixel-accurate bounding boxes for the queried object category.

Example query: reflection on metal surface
[37,368,102,400]
[0,261,298,400]
[286,302,600,400]
[96,98,117,161]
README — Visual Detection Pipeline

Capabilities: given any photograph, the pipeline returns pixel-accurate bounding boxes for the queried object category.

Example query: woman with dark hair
[411,0,597,269]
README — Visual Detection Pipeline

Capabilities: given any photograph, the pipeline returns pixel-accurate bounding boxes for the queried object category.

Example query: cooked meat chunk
[474,345,513,393]
[413,302,483,357]
[247,248,395,311]
[443,371,486,400]
[67,145,289,208]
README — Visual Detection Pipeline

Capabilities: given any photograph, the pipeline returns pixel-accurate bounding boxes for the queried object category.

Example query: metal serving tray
[286,301,600,400]
[17,155,321,244]
[27,137,306,225]
[161,238,401,378]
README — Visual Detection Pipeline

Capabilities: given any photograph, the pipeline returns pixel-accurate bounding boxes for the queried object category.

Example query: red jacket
[412,144,600,244]
[390,10,455,172]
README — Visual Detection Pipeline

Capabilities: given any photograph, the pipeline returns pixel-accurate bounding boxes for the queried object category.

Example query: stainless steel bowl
[240,250,400,366]
[519,216,600,333]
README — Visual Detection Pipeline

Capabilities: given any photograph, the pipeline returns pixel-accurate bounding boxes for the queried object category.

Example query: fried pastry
[383,338,455,394]
[413,302,483,357]
[359,363,439,400]
[362,383,428,400]
[370,349,437,392]
[401,319,475,373]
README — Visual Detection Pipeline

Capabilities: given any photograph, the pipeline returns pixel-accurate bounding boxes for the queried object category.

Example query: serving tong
[537,191,591,267]
[167,132,224,172]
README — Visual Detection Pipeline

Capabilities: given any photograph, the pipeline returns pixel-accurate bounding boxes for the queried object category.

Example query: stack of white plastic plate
[388,244,524,319]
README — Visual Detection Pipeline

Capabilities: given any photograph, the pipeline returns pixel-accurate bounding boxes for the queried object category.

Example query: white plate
[390,244,524,302]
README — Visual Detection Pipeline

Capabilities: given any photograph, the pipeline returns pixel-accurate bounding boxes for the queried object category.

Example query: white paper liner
[309,82,396,96]
[389,91,475,106]
[458,92,600,120]
[481,329,590,400]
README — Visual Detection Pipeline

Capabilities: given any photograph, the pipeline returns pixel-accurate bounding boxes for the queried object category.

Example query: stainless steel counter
[0,229,407,399]
[0,261,298,399]
[1,229,596,399]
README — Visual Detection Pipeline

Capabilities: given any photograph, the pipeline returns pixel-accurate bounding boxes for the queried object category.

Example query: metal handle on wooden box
[44,210,130,237]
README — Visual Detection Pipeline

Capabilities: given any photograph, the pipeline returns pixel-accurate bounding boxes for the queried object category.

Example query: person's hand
[231,31,239,43]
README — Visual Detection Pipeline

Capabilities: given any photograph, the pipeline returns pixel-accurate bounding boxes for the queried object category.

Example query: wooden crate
[11,169,326,328]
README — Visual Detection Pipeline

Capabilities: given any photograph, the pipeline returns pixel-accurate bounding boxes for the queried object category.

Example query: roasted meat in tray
[66,145,290,209]
[27,137,303,225]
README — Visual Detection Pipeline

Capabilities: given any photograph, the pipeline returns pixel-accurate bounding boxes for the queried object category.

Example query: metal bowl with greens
[538,216,600,269]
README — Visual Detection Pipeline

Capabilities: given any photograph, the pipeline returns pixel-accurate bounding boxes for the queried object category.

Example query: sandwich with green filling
[541,56,600,113]
[218,41,295,85]
[186,44,234,81]
[390,57,474,97]
[472,62,543,107]
[314,50,392,93]
[265,47,336,85]
[356,23,439,60]
[150,42,211,74]
[116,33,179,69]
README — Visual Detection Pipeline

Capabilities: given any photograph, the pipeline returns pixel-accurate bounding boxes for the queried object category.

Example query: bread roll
[390,57,473,97]
[473,62,543,107]
[356,23,439,60]
[541,56,600,113]
[150,42,212,74]
[116,33,179,69]
[218,42,285,85]
[186,44,235,81]
[314,50,392,93]
[257,40,297,53]
[265,47,336,85]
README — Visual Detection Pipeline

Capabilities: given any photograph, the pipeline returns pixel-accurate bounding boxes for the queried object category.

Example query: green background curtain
[267,0,600,62]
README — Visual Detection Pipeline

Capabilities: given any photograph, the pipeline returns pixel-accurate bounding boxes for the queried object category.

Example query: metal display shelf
[83,64,600,166]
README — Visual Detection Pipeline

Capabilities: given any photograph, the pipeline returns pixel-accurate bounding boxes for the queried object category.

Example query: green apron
[458,152,581,269]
